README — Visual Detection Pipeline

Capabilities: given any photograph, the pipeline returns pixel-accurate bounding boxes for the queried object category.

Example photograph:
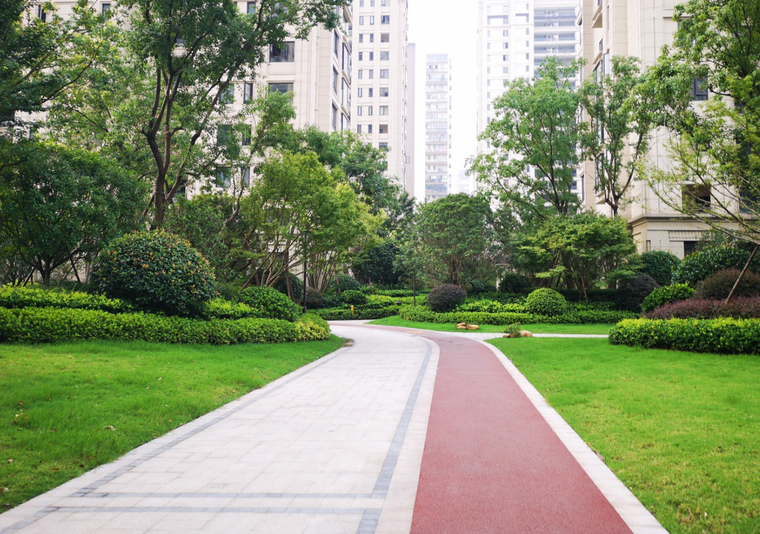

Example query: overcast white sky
[407,0,479,197]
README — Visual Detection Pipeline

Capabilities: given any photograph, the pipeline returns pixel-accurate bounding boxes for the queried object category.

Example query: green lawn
[369,315,614,335]
[0,336,344,512]
[489,337,760,534]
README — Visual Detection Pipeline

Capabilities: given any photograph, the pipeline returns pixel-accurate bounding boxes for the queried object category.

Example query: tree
[578,56,653,216]
[514,212,638,299]
[470,57,582,220]
[0,141,148,283]
[415,193,500,287]
[51,0,348,226]
[645,0,760,244]
[237,151,382,291]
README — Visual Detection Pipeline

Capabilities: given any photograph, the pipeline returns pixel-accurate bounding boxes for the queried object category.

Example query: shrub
[305,287,324,309]
[238,286,301,322]
[457,300,510,314]
[93,230,216,317]
[616,274,659,312]
[273,273,303,303]
[640,250,681,286]
[695,268,760,300]
[328,273,361,293]
[469,279,497,294]
[0,285,132,313]
[426,284,467,312]
[609,317,760,355]
[641,284,695,313]
[201,298,264,320]
[498,273,533,294]
[341,289,367,306]
[399,305,635,325]
[645,296,760,320]
[524,288,568,316]
[672,245,760,286]
[0,307,330,344]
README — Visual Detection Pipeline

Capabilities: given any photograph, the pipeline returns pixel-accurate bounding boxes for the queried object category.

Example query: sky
[407,0,479,197]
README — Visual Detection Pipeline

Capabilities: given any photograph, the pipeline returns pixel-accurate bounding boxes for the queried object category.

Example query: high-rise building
[351,0,410,188]
[424,53,452,202]
[577,0,705,257]
[405,43,417,198]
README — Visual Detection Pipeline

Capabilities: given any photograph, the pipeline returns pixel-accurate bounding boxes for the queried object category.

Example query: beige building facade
[578,0,710,257]
[351,0,410,189]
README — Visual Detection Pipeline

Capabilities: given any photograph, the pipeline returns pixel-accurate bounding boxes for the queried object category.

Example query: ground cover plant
[369,316,614,335]
[488,337,760,534]
[0,336,344,512]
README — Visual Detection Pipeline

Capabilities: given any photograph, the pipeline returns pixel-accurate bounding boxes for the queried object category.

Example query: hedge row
[609,318,760,355]
[0,285,132,313]
[315,304,400,320]
[0,307,330,345]
[399,305,636,325]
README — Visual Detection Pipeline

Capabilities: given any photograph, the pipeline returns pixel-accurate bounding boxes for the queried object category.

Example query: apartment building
[424,53,452,202]
[351,0,410,189]
[405,43,416,197]
[476,0,581,196]
[578,0,707,257]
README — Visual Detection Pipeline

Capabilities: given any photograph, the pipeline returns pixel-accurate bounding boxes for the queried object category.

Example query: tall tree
[469,57,582,220]
[52,0,348,226]
[578,56,652,217]
[645,0,760,244]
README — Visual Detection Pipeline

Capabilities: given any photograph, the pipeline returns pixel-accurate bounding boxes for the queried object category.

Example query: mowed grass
[0,336,344,512]
[369,315,614,335]
[489,337,760,534]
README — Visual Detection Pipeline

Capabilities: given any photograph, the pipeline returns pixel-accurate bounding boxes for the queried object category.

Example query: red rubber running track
[409,331,633,534]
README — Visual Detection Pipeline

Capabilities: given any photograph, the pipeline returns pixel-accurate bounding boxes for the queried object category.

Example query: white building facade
[424,53,452,202]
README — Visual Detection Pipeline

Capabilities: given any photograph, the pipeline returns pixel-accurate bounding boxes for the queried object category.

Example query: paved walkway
[0,323,666,534]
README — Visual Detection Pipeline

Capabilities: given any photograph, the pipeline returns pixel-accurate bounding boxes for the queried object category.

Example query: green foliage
[641,250,681,286]
[0,307,329,344]
[416,194,500,286]
[426,284,467,313]
[0,141,148,283]
[400,305,635,326]
[609,318,760,355]
[273,273,304,303]
[457,300,524,314]
[696,269,760,300]
[524,288,568,317]
[329,273,362,293]
[616,274,660,312]
[201,298,263,320]
[470,57,581,219]
[304,287,324,309]
[93,230,216,317]
[0,285,132,313]
[238,286,300,322]
[351,241,401,286]
[515,213,639,298]
[341,290,367,306]
[641,284,696,313]
[467,279,497,294]
[498,273,533,294]
[503,324,522,337]
[672,245,760,286]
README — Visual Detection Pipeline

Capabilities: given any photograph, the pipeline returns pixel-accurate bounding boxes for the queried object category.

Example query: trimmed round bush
[93,230,216,317]
[641,283,695,313]
[695,268,760,300]
[329,273,361,293]
[305,287,324,309]
[524,288,568,316]
[672,245,760,286]
[616,274,659,312]
[426,284,466,312]
[498,273,533,294]
[238,286,301,322]
[341,289,368,306]
[641,250,681,286]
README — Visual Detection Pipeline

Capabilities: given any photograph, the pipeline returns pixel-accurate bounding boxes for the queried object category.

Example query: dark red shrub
[695,268,760,300]
[645,296,760,320]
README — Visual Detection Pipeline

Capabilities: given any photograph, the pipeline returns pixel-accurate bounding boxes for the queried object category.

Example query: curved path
[0,323,666,534]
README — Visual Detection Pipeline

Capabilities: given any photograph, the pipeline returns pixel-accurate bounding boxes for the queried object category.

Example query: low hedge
[0,285,132,313]
[201,298,265,320]
[315,304,400,320]
[609,318,760,355]
[399,305,636,325]
[0,307,330,345]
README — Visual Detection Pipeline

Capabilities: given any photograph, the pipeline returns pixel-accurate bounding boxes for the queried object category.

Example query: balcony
[591,0,603,29]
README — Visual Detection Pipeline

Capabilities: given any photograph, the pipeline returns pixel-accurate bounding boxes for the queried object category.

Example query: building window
[503,42,509,49]
[381,15,390,24]
[369,51,374,60]
[370,33,375,42]
[216,167,231,188]
[380,51,389,60]
[332,68,338,93]
[691,77,708,101]
[380,87,389,97]
[241,167,251,187]
[101,3,111,15]
[359,34,364,43]
[243,82,254,103]
[269,42,294,62]
[684,241,698,256]
[359,15,364,24]
[379,124,388,134]
[381,33,390,43]
[379,105,388,115]
[682,184,711,211]
[368,124,373,133]
[247,2,256,14]
[358,70,363,79]
[381,0,389,5]
[268,82,294,93]
[220,85,235,104]
[368,87,374,97]
[503,30,509,36]
[357,88,363,97]
[37,5,46,21]
[367,106,373,116]
[357,106,363,116]
[359,52,363,61]
[369,15,375,24]
[357,124,362,133]
[379,142,388,149]
[332,105,338,131]
[368,69,374,79]
[380,69,389,78]
[241,127,251,146]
